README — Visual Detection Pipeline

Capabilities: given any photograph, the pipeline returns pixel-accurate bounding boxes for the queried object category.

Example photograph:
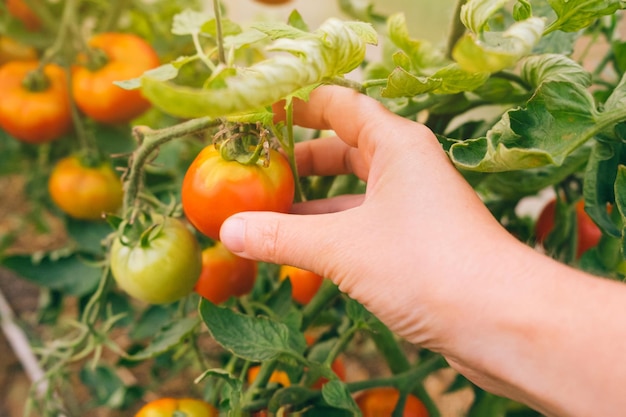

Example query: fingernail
[220,217,245,253]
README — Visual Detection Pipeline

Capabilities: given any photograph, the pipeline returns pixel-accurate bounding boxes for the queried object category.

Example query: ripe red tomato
[110,217,202,304]
[182,146,295,241]
[72,32,160,124]
[194,242,258,304]
[134,397,218,417]
[0,36,38,65]
[247,365,292,387]
[0,61,72,144]
[535,199,602,258]
[6,0,41,31]
[279,265,323,305]
[356,388,429,417]
[48,155,123,221]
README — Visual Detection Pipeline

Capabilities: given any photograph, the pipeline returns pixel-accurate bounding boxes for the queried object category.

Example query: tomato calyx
[21,67,51,92]
[79,47,110,72]
[216,122,272,166]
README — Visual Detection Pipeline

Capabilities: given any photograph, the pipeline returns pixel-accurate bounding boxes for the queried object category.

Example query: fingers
[220,211,350,274]
[291,194,365,214]
[294,136,369,179]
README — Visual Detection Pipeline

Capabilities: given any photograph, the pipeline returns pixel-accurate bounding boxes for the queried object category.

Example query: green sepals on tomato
[72,32,160,124]
[134,397,218,417]
[0,61,72,144]
[48,155,123,221]
[195,242,258,304]
[182,144,295,241]
[110,217,202,304]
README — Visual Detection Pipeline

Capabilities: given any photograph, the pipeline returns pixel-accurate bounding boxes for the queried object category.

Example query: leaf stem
[446,0,468,59]
[99,0,131,32]
[213,0,227,64]
[300,279,341,330]
[123,116,222,215]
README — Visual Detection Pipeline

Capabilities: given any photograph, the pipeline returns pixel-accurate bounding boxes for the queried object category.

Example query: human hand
[219,85,521,347]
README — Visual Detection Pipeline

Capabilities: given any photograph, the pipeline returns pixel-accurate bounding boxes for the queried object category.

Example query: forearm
[436,237,626,417]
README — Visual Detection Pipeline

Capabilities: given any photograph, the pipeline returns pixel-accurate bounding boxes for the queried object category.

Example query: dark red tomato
[356,388,429,417]
[6,0,41,31]
[194,242,258,304]
[279,265,323,305]
[134,397,218,417]
[0,61,72,144]
[535,199,603,258]
[182,146,295,241]
[72,32,160,124]
[48,155,123,220]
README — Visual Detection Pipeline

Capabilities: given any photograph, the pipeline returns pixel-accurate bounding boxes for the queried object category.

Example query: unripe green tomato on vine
[182,146,295,241]
[110,217,202,304]
[48,156,123,221]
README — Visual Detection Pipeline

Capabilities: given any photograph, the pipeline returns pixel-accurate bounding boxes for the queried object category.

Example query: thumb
[219,211,344,273]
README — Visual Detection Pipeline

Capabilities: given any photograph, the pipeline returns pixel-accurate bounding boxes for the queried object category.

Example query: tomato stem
[213,0,227,64]
[300,279,340,330]
[282,99,306,203]
[98,0,131,32]
[123,116,222,216]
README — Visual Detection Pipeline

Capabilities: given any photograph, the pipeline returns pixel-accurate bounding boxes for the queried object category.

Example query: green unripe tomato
[110,217,202,304]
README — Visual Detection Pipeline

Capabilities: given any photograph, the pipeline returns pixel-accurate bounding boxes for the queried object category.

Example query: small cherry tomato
[356,387,429,417]
[182,146,295,241]
[134,397,218,417]
[6,0,41,31]
[48,155,123,220]
[0,36,38,65]
[72,32,160,124]
[110,217,202,304]
[247,365,291,387]
[535,199,603,258]
[194,242,258,304]
[0,61,72,144]
[279,265,324,305]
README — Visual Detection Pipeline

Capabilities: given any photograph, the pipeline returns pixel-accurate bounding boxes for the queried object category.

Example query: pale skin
[219,85,626,417]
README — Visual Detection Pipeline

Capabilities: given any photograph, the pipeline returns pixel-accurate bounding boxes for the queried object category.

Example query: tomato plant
[182,145,295,241]
[0,60,72,144]
[134,397,218,417]
[252,0,293,5]
[356,387,429,417]
[279,265,324,305]
[110,217,202,304]
[48,155,123,220]
[535,199,603,259]
[194,242,257,304]
[2,1,626,416]
[72,32,160,124]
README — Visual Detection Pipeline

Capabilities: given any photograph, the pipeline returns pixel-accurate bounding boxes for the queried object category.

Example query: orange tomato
[0,61,72,144]
[48,155,123,220]
[72,32,160,124]
[279,265,324,305]
[356,388,429,417]
[194,242,257,304]
[134,397,218,417]
[247,365,291,387]
[6,0,41,31]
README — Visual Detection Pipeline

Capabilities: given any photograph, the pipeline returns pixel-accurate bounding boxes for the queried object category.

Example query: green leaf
[288,10,309,32]
[129,304,175,341]
[268,386,319,412]
[202,18,242,38]
[460,0,511,34]
[453,17,545,73]
[513,0,533,21]
[140,18,375,118]
[1,253,101,296]
[583,140,623,237]
[172,9,213,35]
[386,13,444,72]
[614,165,626,255]
[545,0,624,34]
[128,317,199,360]
[449,81,598,172]
[65,219,112,255]
[199,299,306,361]
[115,63,180,90]
[79,365,142,409]
[603,71,626,113]
[521,54,591,89]
[321,380,361,415]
